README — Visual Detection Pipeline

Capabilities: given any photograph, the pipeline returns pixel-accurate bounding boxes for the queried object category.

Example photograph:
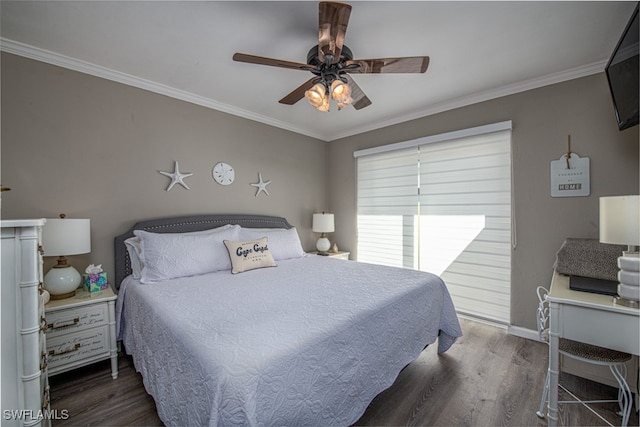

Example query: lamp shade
[599,196,640,246]
[312,213,335,233]
[42,218,91,256]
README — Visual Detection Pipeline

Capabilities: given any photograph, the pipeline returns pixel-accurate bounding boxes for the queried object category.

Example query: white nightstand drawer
[47,325,109,371]
[45,302,109,338]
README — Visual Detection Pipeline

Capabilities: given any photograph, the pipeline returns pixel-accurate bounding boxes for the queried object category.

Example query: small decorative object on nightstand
[45,287,118,379]
[83,263,108,292]
[42,214,91,300]
[312,212,334,253]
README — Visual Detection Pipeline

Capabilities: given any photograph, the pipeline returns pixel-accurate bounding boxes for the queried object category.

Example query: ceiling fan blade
[318,1,352,64]
[344,75,372,110]
[346,56,430,74]
[233,53,310,71]
[279,77,317,105]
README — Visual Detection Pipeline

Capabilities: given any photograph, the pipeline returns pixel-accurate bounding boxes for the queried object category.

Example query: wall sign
[550,153,590,197]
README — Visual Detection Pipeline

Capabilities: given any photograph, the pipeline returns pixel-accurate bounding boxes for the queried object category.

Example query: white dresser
[1,220,50,427]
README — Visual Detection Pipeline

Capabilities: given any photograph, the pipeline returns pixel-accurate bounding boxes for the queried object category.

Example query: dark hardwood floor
[49,318,638,426]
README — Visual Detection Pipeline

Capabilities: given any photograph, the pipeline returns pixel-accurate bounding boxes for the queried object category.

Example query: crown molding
[326,60,607,141]
[0,38,323,140]
[2,38,606,142]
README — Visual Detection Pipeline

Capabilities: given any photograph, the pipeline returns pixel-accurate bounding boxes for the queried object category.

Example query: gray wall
[327,73,639,330]
[1,53,327,281]
[2,52,639,331]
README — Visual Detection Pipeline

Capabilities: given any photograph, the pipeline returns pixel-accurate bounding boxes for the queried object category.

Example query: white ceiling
[1,1,636,141]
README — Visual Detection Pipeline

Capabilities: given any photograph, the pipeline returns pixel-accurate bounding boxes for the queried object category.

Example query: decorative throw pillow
[238,227,305,260]
[134,225,240,283]
[224,237,277,274]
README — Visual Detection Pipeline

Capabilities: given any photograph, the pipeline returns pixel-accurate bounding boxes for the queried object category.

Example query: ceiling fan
[232,1,430,112]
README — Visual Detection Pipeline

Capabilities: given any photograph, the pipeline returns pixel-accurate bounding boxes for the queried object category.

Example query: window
[355,122,512,324]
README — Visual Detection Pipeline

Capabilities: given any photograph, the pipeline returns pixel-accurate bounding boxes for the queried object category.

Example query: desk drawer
[47,325,109,370]
[46,303,108,339]
[561,305,640,355]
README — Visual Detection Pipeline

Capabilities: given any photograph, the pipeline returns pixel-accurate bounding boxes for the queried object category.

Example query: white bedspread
[118,255,461,426]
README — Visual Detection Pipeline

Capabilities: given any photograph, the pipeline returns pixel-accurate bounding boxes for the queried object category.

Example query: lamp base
[316,236,331,253]
[616,253,640,302]
[613,296,640,308]
[44,262,81,300]
[49,290,77,300]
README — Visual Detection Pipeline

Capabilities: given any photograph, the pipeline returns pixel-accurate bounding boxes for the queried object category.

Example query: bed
[114,214,462,426]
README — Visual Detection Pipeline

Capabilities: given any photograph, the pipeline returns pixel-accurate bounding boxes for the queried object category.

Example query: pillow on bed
[238,227,305,260]
[125,224,237,279]
[224,237,277,274]
[134,225,240,283]
[124,237,144,279]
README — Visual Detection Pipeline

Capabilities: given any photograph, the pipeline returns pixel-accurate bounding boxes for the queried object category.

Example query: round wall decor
[212,162,235,186]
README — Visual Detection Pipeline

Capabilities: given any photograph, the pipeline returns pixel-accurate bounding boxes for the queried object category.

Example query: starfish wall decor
[158,161,194,191]
[250,173,272,197]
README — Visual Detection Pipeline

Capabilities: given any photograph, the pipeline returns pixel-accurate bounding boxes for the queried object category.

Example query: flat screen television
[605,2,639,131]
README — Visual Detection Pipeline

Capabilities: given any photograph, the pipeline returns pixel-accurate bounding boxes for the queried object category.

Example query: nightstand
[309,251,350,260]
[45,287,118,379]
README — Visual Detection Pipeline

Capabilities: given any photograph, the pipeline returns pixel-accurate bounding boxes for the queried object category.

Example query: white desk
[547,271,640,426]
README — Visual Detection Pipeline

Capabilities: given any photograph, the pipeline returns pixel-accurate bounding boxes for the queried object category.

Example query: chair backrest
[536,286,550,343]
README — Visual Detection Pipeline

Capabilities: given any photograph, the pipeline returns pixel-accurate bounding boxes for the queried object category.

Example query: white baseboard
[457,313,508,329]
[457,314,541,342]
[507,325,541,342]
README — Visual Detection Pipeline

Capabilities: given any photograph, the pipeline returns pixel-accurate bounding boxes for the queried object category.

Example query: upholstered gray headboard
[114,214,293,290]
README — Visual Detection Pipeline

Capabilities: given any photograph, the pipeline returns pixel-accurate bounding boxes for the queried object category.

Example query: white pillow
[238,227,305,260]
[134,225,240,283]
[124,237,144,279]
[224,237,277,274]
[125,224,237,279]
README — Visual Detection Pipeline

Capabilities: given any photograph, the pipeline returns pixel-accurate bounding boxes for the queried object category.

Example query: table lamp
[312,212,334,253]
[42,214,91,299]
[599,195,640,304]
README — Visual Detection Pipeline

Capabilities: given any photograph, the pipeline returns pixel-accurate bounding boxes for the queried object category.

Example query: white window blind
[356,147,418,268]
[355,122,512,324]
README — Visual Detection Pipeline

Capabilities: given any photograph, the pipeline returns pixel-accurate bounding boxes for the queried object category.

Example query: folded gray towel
[554,238,626,281]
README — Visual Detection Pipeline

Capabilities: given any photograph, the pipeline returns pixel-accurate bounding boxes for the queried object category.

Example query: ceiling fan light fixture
[330,79,352,109]
[336,100,350,110]
[318,93,330,112]
[305,82,326,105]
[305,82,330,111]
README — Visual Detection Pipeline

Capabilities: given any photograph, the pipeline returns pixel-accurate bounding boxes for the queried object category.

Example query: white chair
[535,286,633,426]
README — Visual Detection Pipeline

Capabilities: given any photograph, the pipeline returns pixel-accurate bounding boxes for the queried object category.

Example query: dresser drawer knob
[42,386,50,409]
[49,343,81,356]
[47,317,80,330]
